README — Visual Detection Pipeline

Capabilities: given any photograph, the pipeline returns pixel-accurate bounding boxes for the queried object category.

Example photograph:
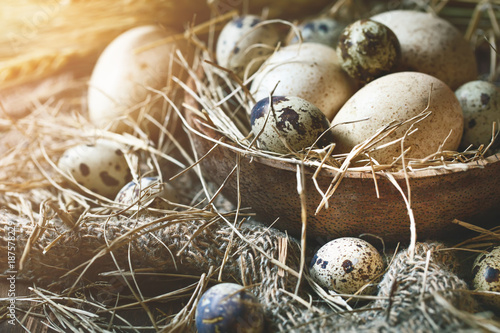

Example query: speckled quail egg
[455,80,500,150]
[115,176,178,213]
[289,17,345,47]
[337,19,401,84]
[251,43,358,120]
[310,237,385,295]
[216,15,281,80]
[195,283,264,333]
[371,10,477,90]
[250,96,334,154]
[58,139,131,198]
[331,71,464,164]
[472,246,500,309]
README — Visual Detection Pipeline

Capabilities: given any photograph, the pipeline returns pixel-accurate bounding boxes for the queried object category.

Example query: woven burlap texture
[0,211,482,332]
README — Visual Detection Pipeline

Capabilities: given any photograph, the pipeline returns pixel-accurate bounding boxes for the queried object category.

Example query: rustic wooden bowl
[184,94,500,243]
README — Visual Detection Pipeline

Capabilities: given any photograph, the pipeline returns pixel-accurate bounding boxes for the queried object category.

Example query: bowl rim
[186,110,500,181]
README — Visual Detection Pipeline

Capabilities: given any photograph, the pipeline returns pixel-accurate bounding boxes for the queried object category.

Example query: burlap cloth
[0,207,491,332]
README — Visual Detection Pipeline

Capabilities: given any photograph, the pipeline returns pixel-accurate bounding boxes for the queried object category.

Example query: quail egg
[289,17,345,47]
[195,283,264,333]
[472,246,500,310]
[250,96,334,154]
[115,176,178,213]
[250,43,358,120]
[309,237,385,295]
[337,19,401,84]
[455,80,500,150]
[216,15,281,80]
[58,139,131,198]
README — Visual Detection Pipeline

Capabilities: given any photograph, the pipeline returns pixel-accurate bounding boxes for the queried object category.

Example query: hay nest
[1,1,500,332]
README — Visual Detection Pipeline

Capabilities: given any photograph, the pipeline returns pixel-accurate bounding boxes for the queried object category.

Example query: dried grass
[0,0,499,332]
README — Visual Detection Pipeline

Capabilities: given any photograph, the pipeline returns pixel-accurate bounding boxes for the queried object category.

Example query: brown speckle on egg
[342,259,354,273]
[79,163,90,176]
[484,267,500,283]
[100,171,119,187]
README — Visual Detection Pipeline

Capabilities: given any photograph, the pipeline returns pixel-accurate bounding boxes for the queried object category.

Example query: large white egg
[250,43,358,120]
[330,72,464,164]
[58,139,131,198]
[371,10,477,90]
[88,25,190,138]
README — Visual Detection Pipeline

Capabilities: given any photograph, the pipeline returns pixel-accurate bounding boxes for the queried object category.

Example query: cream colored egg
[88,25,190,139]
[455,80,500,150]
[309,237,384,295]
[58,139,131,198]
[371,10,477,90]
[330,72,464,164]
[250,43,358,120]
[472,246,500,309]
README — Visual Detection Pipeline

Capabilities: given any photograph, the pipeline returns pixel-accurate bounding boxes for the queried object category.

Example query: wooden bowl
[184,95,500,243]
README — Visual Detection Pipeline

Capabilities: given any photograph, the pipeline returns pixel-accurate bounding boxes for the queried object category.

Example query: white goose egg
[250,43,358,121]
[250,96,334,154]
[331,72,464,164]
[58,139,131,198]
[310,237,384,295]
[371,10,477,90]
[88,25,191,139]
[216,15,281,80]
